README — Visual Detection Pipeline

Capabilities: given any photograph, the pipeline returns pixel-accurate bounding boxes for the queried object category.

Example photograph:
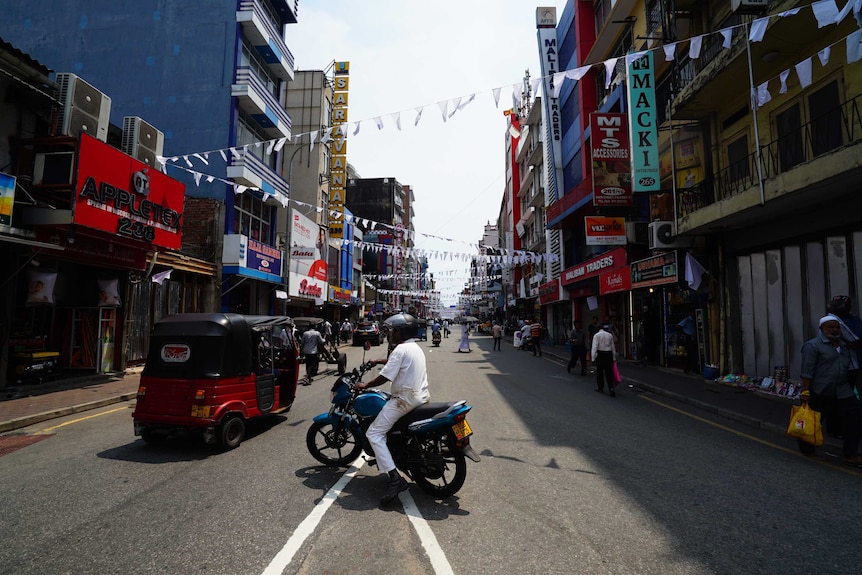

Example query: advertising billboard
[289,208,328,301]
[590,113,632,206]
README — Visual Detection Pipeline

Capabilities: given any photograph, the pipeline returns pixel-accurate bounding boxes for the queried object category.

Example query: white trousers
[366,392,429,474]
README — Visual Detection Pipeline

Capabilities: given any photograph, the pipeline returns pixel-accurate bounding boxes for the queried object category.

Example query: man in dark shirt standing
[567,320,587,375]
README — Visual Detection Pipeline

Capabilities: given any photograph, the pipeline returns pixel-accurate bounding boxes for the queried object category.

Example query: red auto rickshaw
[132,313,299,449]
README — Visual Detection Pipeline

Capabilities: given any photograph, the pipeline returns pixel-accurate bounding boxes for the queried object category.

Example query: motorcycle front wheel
[410,434,467,498]
[306,420,364,467]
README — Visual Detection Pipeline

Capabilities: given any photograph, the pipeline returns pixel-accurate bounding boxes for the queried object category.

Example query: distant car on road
[352,321,384,346]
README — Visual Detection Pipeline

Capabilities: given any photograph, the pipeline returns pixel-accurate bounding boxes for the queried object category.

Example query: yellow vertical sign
[329,61,349,239]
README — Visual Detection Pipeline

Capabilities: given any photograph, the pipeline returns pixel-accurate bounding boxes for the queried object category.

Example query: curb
[0,392,138,434]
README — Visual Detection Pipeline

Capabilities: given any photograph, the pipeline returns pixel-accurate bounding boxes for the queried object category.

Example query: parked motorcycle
[306,361,479,498]
[432,330,442,347]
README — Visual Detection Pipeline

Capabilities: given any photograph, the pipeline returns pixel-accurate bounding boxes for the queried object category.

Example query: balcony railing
[233,67,291,136]
[238,0,295,77]
[681,94,862,215]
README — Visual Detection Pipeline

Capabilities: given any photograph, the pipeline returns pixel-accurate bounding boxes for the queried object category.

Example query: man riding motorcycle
[355,313,431,504]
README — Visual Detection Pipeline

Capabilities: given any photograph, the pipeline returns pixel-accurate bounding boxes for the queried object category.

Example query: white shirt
[379,339,430,400]
[591,328,617,361]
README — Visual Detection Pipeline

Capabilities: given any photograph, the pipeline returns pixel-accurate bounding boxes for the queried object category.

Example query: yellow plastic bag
[786,403,824,446]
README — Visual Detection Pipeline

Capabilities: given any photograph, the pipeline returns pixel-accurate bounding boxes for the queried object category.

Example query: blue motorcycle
[306,361,479,498]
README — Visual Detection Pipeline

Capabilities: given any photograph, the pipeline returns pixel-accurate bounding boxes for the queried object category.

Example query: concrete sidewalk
[1,337,798,441]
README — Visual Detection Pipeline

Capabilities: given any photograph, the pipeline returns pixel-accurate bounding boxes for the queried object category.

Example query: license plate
[191,405,211,418]
[452,419,472,440]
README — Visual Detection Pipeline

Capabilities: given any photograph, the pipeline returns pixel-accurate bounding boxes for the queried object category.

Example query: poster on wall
[0,172,15,226]
[289,209,328,300]
[584,216,626,245]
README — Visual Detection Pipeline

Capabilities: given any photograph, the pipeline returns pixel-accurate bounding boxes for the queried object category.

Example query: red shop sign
[599,268,632,295]
[74,133,185,249]
[538,278,561,304]
[561,247,627,286]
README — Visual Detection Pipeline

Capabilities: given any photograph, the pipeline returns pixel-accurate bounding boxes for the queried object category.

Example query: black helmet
[828,295,852,316]
[384,313,420,340]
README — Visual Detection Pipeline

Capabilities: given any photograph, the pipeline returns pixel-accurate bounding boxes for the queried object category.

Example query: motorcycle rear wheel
[410,434,467,498]
[306,420,363,467]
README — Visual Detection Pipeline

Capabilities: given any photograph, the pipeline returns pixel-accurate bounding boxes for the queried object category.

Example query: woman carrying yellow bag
[798,315,862,467]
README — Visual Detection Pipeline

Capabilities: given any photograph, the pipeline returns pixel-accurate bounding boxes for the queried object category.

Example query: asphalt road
[1,336,861,575]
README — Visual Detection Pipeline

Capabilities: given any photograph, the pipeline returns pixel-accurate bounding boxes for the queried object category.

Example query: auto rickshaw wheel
[218,416,246,450]
[337,353,347,375]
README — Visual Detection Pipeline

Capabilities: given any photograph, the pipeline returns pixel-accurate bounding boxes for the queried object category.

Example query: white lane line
[400,490,456,575]
[261,457,365,575]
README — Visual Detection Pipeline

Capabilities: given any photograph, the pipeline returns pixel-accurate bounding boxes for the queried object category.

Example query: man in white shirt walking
[591,322,617,397]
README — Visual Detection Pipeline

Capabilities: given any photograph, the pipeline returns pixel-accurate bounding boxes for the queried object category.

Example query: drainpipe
[745,22,766,206]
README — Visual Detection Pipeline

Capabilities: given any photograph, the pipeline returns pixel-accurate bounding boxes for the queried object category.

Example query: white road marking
[261,458,456,575]
[261,457,365,575]
[400,490,456,575]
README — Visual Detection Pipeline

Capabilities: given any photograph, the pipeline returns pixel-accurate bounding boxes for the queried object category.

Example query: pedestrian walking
[301,323,325,384]
[799,314,862,467]
[530,319,543,357]
[591,322,617,397]
[458,322,471,352]
[492,322,502,351]
[567,320,587,375]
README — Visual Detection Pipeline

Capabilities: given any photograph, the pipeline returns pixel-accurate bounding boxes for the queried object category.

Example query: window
[776,103,804,172]
[233,192,273,244]
[808,81,842,157]
[239,40,278,99]
[237,110,277,170]
[727,134,750,183]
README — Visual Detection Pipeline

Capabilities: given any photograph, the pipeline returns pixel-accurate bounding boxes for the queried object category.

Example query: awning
[0,232,65,251]
[150,251,217,276]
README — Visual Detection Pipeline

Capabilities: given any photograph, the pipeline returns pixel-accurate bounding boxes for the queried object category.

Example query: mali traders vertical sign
[329,61,349,239]
[627,52,660,192]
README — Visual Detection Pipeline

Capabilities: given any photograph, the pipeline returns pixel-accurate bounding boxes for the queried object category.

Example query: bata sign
[561,247,627,286]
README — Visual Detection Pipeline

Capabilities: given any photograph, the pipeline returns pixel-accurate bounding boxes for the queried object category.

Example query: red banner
[538,278,561,304]
[74,134,185,249]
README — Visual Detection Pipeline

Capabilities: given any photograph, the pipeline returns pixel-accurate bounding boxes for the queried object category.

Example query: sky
[288,0,569,306]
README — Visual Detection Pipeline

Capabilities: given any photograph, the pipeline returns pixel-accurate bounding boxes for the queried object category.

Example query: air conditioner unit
[648,221,690,250]
[731,0,769,15]
[122,116,164,168]
[625,221,648,244]
[55,73,111,142]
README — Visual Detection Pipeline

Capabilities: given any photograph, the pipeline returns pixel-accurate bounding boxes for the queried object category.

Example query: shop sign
[590,113,632,207]
[538,278,561,304]
[561,247,627,286]
[74,133,184,249]
[584,216,626,245]
[600,268,632,295]
[329,285,352,304]
[627,52,660,192]
[222,234,283,279]
[630,250,678,288]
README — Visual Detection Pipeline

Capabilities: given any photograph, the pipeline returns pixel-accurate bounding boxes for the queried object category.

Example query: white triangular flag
[848,29,862,64]
[604,57,618,88]
[818,46,831,66]
[779,69,790,94]
[720,29,733,49]
[151,269,173,285]
[353,121,361,136]
[689,35,704,59]
[448,97,462,118]
[811,0,839,27]
[663,43,677,61]
[795,58,813,87]
[749,17,769,42]
[685,253,707,290]
[438,101,448,122]
[492,87,501,107]
[391,112,401,130]
[757,82,772,107]
[553,71,566,98]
